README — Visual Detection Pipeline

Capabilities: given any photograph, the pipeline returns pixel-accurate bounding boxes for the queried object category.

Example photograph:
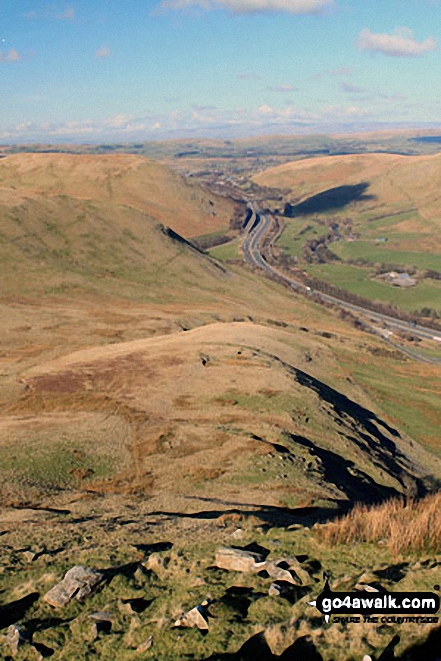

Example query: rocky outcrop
[43,565,104,608]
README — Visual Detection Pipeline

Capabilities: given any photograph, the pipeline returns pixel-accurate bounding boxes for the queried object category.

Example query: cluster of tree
[421,269,441,280]
[193,234,232,250]
[417,307,440,319]
[302,234,341,264]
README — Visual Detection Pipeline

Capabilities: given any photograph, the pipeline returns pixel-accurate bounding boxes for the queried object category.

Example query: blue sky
[1,0,441,142]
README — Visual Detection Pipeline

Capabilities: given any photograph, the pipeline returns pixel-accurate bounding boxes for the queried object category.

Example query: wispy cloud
[25,6,76,21]
[158,0,335,15]
[269,84,297,92]
[313,65,353,79]
[0,49,22,63]
[0,102,380,143]
[57,7,75,20]
[238,72,261,80]
[341,82,364,94]
[357,27,437,57]
[95,46,111,59]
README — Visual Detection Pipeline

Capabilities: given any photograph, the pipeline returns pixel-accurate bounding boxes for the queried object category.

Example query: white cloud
[0,49,22,63]
[158,0,335,15]
[3,100,437,143]
[95,46,111,59]
[357,27,437,57]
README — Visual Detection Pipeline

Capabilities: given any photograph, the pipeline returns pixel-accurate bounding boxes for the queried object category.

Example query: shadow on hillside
[265,352,431,500]
[202,631,324,660]
[284,182,374,216]
[151,496,343,528]
[286,432,400,504]
[396,628,441,660]
[0,592,39,630]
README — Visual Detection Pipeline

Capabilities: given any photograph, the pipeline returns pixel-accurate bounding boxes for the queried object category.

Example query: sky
[1,0,441,142]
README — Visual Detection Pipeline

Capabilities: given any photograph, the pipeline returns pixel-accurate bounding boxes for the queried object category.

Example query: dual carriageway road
[242,204,441,364]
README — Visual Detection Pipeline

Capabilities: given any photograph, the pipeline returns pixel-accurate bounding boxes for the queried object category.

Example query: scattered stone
[6,625,32,653]
[215,546,266,572]
[230,528,244,540]
[269,582,284,597]
[89,611,113,622]
[23,550,38,563]
[174,604,210,631]
[268,580,310,604]
[355,583,380,593]
[146,554,170,572]
[89,611,114,638]
[214,547,313,586]
[259,561,302,585]
[136,635,153,653]
[269,558,313,586]
[199,353,210,366]
[43,565,104,608]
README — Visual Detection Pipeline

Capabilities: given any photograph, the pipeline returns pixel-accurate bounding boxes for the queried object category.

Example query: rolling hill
[0,152,237,238]
[254,152,441,255]
[1,150,441,660]
[254,153,441,317]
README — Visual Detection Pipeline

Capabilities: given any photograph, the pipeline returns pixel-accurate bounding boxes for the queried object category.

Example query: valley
[0,141,440,660]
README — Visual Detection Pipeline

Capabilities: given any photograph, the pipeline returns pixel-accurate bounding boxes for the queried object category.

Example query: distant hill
[0,153,237,238]
[254,152,441,254]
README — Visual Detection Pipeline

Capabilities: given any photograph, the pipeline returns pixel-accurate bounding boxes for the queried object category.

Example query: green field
[276,220,320,258]
[331,240,441,271]
[275,199,441,315]
[306,262,441,313]
[208,237,241,261]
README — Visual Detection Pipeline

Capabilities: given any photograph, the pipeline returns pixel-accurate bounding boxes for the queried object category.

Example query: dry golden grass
[0,152,236,237]
[319,492,441,556]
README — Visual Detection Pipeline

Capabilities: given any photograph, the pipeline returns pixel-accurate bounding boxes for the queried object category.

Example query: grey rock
[260,561,301,584]
[230,528,244,540]
[89,611,113,622]
[355,583,380,593]
[6,625,31,654]
[269,582,284,596]
[43,565,104,608]
[174,605,210,630]
[23,550,38,563]
[215,546,266,572]
[136,635,153,653]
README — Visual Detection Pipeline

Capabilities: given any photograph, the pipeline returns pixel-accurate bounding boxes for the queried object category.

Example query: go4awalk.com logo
[308,577,440,625]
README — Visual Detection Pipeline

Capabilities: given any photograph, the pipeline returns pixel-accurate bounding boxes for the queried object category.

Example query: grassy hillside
[0,153,237,238]
[0,188,235,303]
[1,152,441,660]
[254,153,441,316]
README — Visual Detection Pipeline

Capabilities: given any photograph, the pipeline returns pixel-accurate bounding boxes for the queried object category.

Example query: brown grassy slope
[254,152,441,252]
[0,188,235,302]
[3,321,440,512]
[0,153,236,237]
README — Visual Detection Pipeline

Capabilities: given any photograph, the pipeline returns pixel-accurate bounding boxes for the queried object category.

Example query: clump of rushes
[318,492,441,556]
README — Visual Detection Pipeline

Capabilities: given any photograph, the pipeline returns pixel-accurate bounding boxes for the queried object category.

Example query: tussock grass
[319,492,441,556]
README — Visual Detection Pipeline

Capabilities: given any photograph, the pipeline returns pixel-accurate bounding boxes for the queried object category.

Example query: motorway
[242,204,441,362]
